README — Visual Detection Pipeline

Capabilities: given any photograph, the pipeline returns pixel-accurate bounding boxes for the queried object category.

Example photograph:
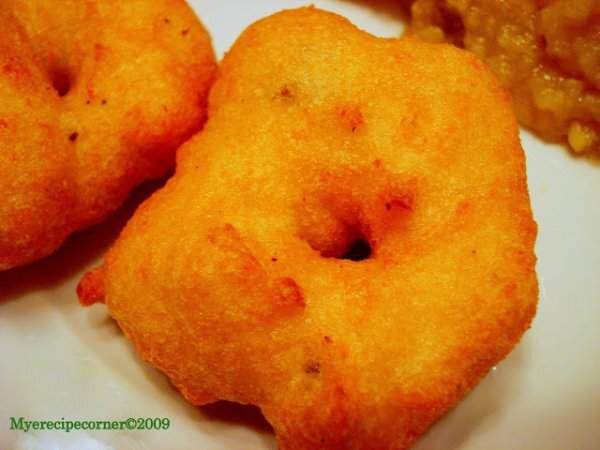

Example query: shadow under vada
[0,175,169,303]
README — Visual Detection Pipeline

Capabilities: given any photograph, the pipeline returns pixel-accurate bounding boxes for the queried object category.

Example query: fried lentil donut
[0,0,216,270]
[79,7,538,449]
[403,0,600,155]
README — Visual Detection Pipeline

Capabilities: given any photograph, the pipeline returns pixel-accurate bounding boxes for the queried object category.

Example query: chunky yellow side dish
[404,0,600,155]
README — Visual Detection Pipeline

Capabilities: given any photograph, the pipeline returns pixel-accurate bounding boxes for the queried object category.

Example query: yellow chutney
[404,0,600,155]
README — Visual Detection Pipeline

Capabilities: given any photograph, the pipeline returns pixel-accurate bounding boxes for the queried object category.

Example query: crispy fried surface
[0,0,216,270]
[80,8,538,449]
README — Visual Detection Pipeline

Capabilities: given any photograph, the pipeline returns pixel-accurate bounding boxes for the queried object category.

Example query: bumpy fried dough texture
[79,8,538,449]
[404,0,600,155]
[0,0,216,270]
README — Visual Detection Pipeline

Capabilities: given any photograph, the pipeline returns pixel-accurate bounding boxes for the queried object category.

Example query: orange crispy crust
[0,0,216,270]
[77,266,106,306]
[80,8,538,449]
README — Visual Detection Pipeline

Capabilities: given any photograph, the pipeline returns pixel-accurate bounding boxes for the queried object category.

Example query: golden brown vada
[79,7,538,449]
[404,0,600,155]
[0,0,216,270]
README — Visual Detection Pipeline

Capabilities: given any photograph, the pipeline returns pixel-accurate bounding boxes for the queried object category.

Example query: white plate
[1,1,599,449]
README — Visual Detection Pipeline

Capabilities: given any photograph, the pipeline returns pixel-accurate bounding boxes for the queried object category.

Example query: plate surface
[1,1,599,449]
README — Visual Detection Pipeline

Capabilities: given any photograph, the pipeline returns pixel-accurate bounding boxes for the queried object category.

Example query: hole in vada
[49,66,72,97]
[341,238,371,261]
[306,223,372,262]
[299,197,374,262]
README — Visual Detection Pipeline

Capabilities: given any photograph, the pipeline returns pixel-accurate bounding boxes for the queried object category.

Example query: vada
[0,0,216,270]
[79,7,538,449]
